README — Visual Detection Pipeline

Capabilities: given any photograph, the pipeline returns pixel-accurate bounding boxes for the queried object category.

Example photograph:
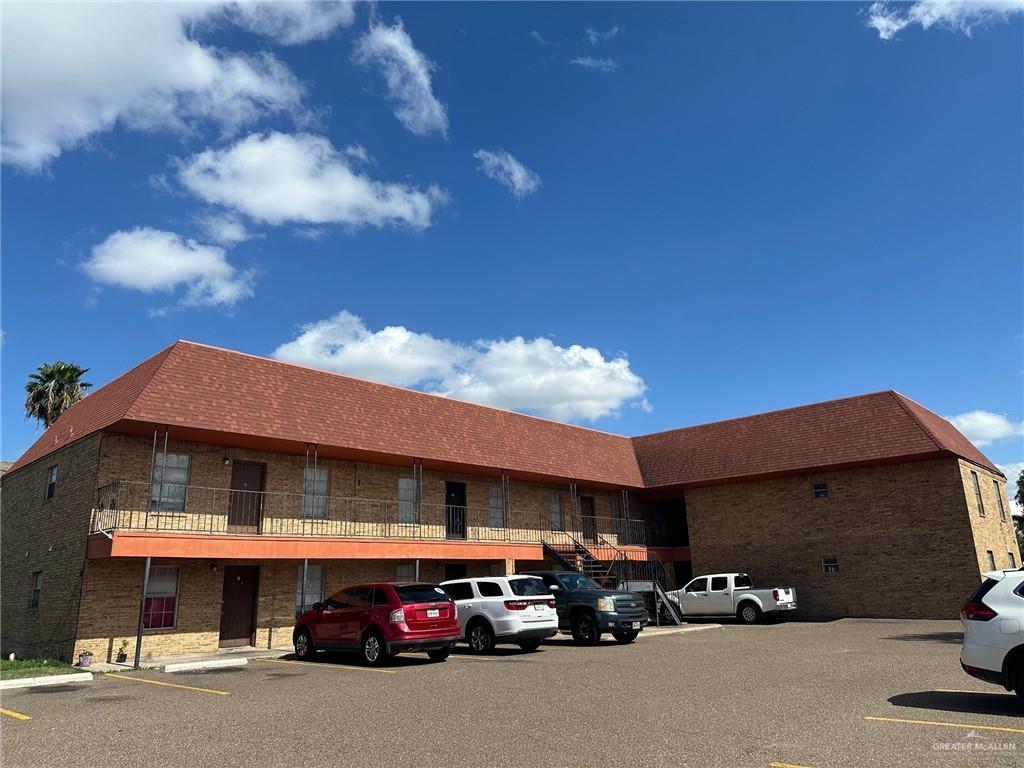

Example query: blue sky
[2,1,1022,489]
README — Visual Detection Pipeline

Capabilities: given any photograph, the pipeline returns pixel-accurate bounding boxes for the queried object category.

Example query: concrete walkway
[85,644,291,673]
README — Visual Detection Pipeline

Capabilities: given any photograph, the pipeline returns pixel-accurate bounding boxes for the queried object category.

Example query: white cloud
[531,30,557,46]
[473,149,541,199]
[197,212,254,245]
[585,26,620,45]
[226,1,356,45]
[866,1,1023,40]
[1,2,317,171]
[177,131,446,229]
[273,311,648,422]
[997,462,1024,515]
[946,410,1024,447]
[352,17,448,137]
[84,228,255,308]
[571,57,619,73]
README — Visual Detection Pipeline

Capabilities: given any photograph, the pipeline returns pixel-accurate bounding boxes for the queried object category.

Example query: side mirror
[549,584,561,592]
[311,602,323,612]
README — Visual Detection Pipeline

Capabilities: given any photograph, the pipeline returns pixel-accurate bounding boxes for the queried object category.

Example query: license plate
[427,609,439,618]
[533,604,545,610]
[632,622,641,629]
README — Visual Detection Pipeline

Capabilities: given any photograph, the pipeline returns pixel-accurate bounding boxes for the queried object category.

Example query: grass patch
[0,658,78,679]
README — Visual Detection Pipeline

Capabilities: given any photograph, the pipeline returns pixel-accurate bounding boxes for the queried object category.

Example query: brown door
[228,461,264,533]
[580,496,597,543]
[219,566,259,647]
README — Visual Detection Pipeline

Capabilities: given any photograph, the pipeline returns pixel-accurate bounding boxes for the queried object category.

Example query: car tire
[361,630,390,667]
[467,620,496,654]
[571,613,601,645]
[1011,658,1024,697]
[293,627,316,660]
[612,631,639,644]
[517,639,543,652]
[427,648,450,662]
[737,602,762,624]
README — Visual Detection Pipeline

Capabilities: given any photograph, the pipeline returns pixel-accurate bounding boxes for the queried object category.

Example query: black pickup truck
[521,570,649,644]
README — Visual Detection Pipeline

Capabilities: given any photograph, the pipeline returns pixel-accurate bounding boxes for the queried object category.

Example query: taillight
[389,608,406,624]
[547,600,557,609]
[504,600,530,611]
[772,589,779,601]
[961,601,997,621]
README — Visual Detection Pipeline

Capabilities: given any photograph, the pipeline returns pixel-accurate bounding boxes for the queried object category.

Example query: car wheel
[737,603,762,624]
[571,613,600,645]
[517,639,542,652]
[361,630,390,667]
[427,648,450,662]
[612,631,639,644]
[467,621,496,653]
[294,628,316,660]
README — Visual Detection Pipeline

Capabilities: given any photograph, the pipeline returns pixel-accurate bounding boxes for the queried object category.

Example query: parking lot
[1,618,1021,768]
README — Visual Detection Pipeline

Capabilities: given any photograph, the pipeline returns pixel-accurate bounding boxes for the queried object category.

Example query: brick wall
[683,458,985,618]
[1,434,102,660]
[957,460,1021,572]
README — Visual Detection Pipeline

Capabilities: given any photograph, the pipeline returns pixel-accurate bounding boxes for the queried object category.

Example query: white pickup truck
[667,573,797,624]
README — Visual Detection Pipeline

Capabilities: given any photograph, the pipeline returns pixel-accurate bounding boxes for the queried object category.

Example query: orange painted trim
[91,531,544,561]
[649,546,690,562]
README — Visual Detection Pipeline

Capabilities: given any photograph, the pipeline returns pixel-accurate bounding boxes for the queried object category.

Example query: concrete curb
[636,624,723,638]
[0,672,94,690]
[160,657,249,673]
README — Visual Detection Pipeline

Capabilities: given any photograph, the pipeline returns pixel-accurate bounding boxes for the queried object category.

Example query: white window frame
[302,468,329,520]
[151,453,190,513]
[397,478,417,523]
[295,564,324,614]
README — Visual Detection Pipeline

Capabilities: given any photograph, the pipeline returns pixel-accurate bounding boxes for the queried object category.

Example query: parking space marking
[0,707,31,721]
[769,762,814,768]
[935,688,1010,695]
[864,716,1024,735]
[254,658,395,674]
[106,674,229,695]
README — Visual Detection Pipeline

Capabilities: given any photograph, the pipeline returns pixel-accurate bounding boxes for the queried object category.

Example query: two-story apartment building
[1,340,1017,662]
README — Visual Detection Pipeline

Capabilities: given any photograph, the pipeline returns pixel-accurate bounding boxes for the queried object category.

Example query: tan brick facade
[957,459,1021,572]
[683,457,1013,618]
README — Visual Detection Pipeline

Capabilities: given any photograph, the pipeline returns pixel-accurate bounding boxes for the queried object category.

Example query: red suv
[293,582,460,666]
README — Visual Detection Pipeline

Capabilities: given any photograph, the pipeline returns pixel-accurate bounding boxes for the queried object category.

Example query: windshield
[395,584,452,605]
[509,577,551,597]
[556,573,600,592]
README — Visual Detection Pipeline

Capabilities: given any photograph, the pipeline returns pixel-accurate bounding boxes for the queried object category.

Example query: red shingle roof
[6,341,1002,486]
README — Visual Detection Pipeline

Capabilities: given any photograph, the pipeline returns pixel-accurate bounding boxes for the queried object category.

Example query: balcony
[90,480,656,548]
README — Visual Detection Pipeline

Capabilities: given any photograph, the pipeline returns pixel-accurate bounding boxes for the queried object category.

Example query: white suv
[960,569,1024,697]
[441,576,559,653]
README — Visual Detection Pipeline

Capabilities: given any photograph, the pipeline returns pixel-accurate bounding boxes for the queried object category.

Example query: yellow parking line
[769,762,814,768]
[864,716,1024,735]
[255,657,395,674]
[106,674,229,695]
[0,707,31,721]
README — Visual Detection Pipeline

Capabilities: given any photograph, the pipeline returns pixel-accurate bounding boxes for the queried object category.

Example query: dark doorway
[228,461,265,533]
[649,497,689,546]
[219,566,259,647]
[579,496,597,543]
[444,564,467,581]
[445,481,467,539]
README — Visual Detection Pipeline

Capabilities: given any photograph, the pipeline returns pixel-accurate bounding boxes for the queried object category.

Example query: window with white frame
[395,563,416,581]
[821,556,840,576]
[302,468,329,519]
[143,566,179,629]
[993,480,1006,522]
[549,492,564,530]
[295,564,324,614]
[611,495,624,534]
[397,478,417,523]
[489,486,505,528]
[151,454,190,512]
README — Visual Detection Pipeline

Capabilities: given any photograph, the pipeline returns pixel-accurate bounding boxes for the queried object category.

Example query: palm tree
[24,362,92,428]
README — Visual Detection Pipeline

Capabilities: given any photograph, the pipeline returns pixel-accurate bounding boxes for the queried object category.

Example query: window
[685,578,708,593]
[45,466,57,499]
[444,581,474,601]
[993,480,1006,522]
[370,588,390,606]
[395,584,450,605]
[143,566,179,629]
[395,563,416,581]
[986,550,996,571]
[1010,552,1017,569]
[302,468,329,520]
[508,577,551,597]
[295,564,324,615]
[151,453,190,512]
[548,492,564,530]
[397,478,417,523]
[734,574,753,589]
[29,571,42,608]
[488,562,506,577]
[611,495,624,534]
[489,486,505,528]
[821,556,840,576]
[710,576,728,591]
[812,482,829,499]
[342,587,372,608]
[477,581,503,598]
[971,471,985,517]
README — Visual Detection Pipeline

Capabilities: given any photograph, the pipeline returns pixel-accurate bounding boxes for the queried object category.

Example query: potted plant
[78,649,93,668]
[115,640,129,664]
